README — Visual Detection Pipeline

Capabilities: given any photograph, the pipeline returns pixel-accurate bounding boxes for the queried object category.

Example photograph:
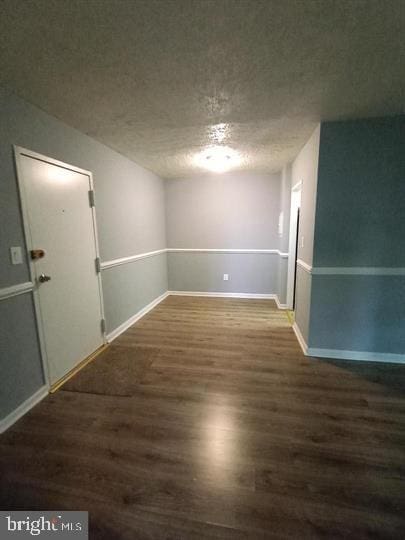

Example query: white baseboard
[0,385,48,434]
[168,290,288,309]
[291,322,405,364]
[307,347,405,364]
[106,291,170,343]
[168,290,282,301]
[292,322,309,354]
[275,296,287,310]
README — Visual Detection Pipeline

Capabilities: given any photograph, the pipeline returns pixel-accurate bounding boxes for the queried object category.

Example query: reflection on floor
[1,296,405,538]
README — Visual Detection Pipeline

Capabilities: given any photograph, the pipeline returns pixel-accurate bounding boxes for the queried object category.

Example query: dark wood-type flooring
[1,296,405,538]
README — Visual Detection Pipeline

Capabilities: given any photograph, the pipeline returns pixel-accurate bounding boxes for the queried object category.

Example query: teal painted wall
[309,116,405,355]
[314,117,405,267]
[310,275,405,354]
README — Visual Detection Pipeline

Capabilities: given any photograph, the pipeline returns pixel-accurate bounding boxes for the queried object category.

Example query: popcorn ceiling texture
[0,0,404,179]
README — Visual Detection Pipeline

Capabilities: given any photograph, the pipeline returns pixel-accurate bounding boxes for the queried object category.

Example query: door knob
[38,273,51,283]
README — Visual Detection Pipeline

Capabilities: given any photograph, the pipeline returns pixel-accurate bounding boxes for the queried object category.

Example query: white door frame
[13,145,106,388]
[286,181,302,310]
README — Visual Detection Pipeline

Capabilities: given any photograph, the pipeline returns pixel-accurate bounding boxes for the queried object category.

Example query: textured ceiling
[0,0,404,178]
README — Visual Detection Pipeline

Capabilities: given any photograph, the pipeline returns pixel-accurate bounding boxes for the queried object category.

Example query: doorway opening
[286,182,302,312]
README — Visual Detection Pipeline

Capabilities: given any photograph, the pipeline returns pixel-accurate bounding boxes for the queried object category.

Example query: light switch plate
[10,246,23,265]
[278,211,284,236]
[223,273,229,281]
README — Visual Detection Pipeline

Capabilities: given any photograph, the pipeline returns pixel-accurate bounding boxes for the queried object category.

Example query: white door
[16,148,105,385]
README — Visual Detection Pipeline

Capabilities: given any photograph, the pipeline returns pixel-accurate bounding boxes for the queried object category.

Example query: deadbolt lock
[31,249,45,260]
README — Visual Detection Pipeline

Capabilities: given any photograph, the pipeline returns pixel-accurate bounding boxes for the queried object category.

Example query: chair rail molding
[0,281,34,301]
[312,266,405,276]
[296,261,405,276]
[100,248,167,270]
[168,248,289,257]
[296,259,313,273]
[101,248,289,270]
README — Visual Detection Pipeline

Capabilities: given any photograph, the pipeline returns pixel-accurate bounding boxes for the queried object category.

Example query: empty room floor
[1,296,405,538]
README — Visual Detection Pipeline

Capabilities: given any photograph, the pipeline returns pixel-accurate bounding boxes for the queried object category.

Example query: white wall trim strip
[291,322,405,364]
[169,290,276,299]
[0,281,34,301]
[292,181,302,192]
[275,296,288,310]
[292,322,309,355]
[101,248,166,270]
[296,260,405,276]
[106,291,170,342]
[307,347,405,364]
[101,248,289,270]
[296,259,313,273]
[0,385,48,434]
[312,267,405,276]
[168,248,289,256]
[168,290,287,305]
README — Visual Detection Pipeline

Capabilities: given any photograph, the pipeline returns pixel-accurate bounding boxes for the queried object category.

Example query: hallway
[1,296,404,538]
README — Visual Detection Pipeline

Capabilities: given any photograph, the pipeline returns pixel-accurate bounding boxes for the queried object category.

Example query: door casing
[286,181,302,310]
[13,145,106,388]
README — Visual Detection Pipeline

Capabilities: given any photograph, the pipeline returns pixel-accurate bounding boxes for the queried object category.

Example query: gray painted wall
[279,164,292,253]
[295,267,312,344]
[290,126,320,339]
[0,87,166,281]
[165,171,285,296]
[168,252,279,295]
[0,294,45,417]
[276,164,292,304]
[165,172,281,249]
[0,87,167,419]
[276,257,289,305]
[293,126,320,266]
[103,253,168,333]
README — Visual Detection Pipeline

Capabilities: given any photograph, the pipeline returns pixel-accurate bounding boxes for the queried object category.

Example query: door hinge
[88,189,95,207]
[101,318,106,334]
[95,257,101,273]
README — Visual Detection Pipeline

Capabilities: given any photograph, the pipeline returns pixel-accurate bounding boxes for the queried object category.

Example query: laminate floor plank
[1,296,404,538]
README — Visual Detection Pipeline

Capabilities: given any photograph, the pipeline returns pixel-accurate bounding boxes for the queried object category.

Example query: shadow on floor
[320,357,405,397]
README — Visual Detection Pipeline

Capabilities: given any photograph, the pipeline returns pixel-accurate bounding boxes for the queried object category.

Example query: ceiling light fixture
[195,145,241,173]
